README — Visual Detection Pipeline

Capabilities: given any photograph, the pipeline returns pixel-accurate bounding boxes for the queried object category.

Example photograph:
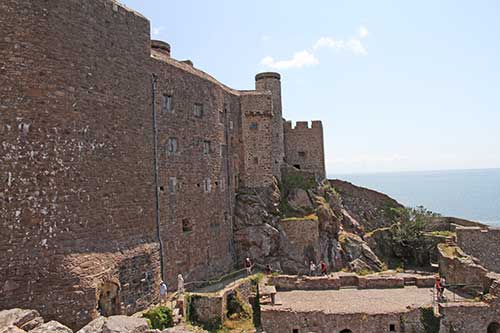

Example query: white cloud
[313,26,369,55]
[359,25,369,39]
[260,50,319,70]
[261,35,271,41]
[152,26,164,37]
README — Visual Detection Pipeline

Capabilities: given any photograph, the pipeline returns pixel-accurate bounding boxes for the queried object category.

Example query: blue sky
[121,0,500,174]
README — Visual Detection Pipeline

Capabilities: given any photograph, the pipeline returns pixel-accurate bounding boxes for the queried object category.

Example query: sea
[330,168,500,228]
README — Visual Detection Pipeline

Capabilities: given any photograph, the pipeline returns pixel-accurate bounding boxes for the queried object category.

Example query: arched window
[340,330,353,333]
[488,322,500,333]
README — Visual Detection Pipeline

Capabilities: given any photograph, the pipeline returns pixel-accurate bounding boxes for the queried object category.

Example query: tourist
[320,260,328,276]
[159,280,168,305]
[177,274,184,295]
[309,261,317,276]
[435,276,442,301]
[245,257,253,275]
[440,276,446,299]
[265,264,273,275]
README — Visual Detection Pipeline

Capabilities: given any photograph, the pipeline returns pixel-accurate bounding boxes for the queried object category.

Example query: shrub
[142,306,173,330]
[420,307,440,333]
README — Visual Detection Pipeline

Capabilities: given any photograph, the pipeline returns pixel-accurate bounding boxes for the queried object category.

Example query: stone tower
[255,72,285,180]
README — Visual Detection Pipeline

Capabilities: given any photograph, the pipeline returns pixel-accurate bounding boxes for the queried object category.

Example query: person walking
[309,261,317,276]
[159,280,168,305]
[435,276,442,301]
[320,260,328,276]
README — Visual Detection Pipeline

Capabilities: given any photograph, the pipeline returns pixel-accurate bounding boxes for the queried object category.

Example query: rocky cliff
[233,167,481,275]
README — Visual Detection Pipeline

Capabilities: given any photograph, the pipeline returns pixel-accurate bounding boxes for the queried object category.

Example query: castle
[0,0,325,328]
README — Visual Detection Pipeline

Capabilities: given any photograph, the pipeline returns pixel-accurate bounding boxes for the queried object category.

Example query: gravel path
[272,286,466,314]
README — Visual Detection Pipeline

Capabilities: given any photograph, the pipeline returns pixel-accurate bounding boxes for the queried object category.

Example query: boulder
[287,188,312,212]
[76,317,106,333]
[234,224,280,260]
[77,316,148,333]
[102,316,148,333]
[340,232,384,272]
[0,309,43,331]
[30,321,72,333]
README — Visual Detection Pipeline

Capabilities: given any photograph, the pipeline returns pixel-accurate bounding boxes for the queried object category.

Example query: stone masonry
[0,0,326,328]
[456,226,500,273]
[284,120,326,179]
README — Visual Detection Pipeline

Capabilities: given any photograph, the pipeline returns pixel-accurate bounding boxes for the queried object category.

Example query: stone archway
[97,281,121,317]
[488,322,500,333]
[340,330,353,333]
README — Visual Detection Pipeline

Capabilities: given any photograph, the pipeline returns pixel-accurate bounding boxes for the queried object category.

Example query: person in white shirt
[177,274,185,295]
[159,281,168,305]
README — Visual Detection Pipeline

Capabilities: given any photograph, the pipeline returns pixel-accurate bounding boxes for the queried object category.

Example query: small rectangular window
[182,218,192,232]
[298,151,306,158]
[167,138,178,155]
[194,103,203,118]
[229,121,234,130]
[389,324,396,332]
[249,122,259,130]
[162,95,172,113]
[203,178,212,193]
[203,140,211,155]
[168,177,177,194]
[253,157,259,164]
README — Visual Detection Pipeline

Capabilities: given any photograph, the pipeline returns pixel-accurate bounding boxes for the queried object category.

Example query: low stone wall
[438,243,488,287]
[358,276,404,289]
[269,272,433,291]
[187,277,254,330]
[261,307,424,333]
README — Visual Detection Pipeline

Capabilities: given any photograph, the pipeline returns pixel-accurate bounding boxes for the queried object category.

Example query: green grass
[281,214,318,222]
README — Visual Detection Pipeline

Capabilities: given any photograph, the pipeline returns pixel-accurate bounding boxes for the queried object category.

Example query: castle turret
[255,72,285,180]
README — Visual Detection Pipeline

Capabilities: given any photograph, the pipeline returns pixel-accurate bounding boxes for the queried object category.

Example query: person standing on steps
[159,280,168,305]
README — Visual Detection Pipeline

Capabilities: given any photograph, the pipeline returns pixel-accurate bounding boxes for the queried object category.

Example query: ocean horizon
[330,168,500,227]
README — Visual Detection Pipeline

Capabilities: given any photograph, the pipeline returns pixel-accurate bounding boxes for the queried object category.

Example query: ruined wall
[255,72,284,180]
[0,0,160,328]
[261,307,424,333]
[437,244,488,287]
[279,218,320,265]
[150,53,239,285]
[284,120,326,179]
[239,92,274,188]
[457,227,500,273]
[439,302,500,333]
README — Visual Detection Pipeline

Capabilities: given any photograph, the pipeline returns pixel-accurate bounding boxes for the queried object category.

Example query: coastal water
[331,168,500,227]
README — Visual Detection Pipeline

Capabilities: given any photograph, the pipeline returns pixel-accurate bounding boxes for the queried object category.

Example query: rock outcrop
[329,179,404,232]
[0,309,43,332]
[30,321,72,333]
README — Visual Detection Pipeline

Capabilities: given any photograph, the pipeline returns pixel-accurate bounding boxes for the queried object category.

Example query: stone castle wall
[0,0,160,328]
[150,52,240,285]
[255,72,285,180]
[457,227,500,273]
[284,120,326,178]
[1,0,326,328]
[261,307,423,333]
[240,91,274,188]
